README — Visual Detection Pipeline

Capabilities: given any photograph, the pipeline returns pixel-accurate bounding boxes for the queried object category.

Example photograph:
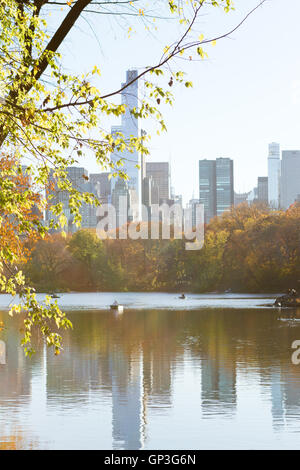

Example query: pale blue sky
[55,0,300,202]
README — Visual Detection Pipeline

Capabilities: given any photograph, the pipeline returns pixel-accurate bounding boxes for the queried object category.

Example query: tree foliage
[24,204,300,296]
[0,0,266,354]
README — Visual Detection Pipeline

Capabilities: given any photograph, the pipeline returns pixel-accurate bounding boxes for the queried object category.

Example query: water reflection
[0,307,300,449]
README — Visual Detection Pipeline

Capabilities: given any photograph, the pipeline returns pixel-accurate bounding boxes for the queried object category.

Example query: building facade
[216,158,234,217]
[281,150,300,209]
[110,70,141,223]
[234,192,250,207]
[257,176,268,203]
[199,158,234,222]
[90,172,111,201]
[199,160,216,224]
[46,167,99,232]
[247,187,258,205]
[111,179,131,228]
[186,198,201,228]
[146,162,170,203]
[268,142,281,209]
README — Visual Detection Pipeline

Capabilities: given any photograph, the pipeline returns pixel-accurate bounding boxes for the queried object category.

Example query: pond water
[0,291,277,311]
[0,293,300,450]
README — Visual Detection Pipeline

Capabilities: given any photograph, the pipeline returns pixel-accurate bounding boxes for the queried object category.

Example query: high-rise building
[46,166,88,223]
[199,160,216,224]
[216,158,234,217]
[199,158,234,222]
[142,176,152,208]
[78,181,99,230]
[234,191,250,207]
[173,194,182,207]
[257,176,268,203]
[110,70,141,222]
[46,167,98,232]
[89,172,111,201]
[111,178,130,227]
[247,187,258,205]
[268,142,281,209]
[281,150,300,209]
[186,198,201,228]
[142,175,161,220]
[146,162,170,203]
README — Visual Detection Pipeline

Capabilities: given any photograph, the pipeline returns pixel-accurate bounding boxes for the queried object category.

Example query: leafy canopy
[0,0,265,354]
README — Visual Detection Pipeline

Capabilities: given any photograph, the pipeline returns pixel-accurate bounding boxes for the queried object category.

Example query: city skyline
[2,0,300,452]
[57,0,300,204]
[49,135,300,232]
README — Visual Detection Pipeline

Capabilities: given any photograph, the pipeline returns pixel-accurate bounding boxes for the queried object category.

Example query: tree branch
[34,0,92,82]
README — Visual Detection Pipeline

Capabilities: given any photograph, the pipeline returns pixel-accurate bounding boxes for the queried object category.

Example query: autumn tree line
[22,203,300,294]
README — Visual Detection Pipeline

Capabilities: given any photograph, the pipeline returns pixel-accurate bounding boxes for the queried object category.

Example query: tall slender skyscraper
[268,142,281,209]
[281,150,300,209]
[111,70,141,223]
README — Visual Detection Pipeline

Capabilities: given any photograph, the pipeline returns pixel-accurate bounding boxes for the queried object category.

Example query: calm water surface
[0,293,300,450]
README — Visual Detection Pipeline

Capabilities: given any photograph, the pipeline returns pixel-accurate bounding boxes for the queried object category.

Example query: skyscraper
[246,187,258,205]
[89,172,111,201]
[199,158,234,222]
[186,198,201,228]
[216,158,234,217]
[257,176,268,203]
[46,167,98,232]
[142,175,158,216]
[281,150,300,209]
[46,166,87,225]
[268,142,281,209]
[110,70,141,222]
[146,162,170,203]
[199,159,216,224]
[234,191,250,207]
[111,179,130,227]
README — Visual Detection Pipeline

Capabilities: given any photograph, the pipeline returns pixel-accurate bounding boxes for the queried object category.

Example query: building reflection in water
[269,365,300,432]
[0,325,31,404]
[1,308,300,448]
[0,313,44,449]
[109,348,146,449]
[201,358,236,417]
[270,368,285,431]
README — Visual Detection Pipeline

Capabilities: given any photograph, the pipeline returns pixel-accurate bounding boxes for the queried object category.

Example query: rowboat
[110,301,124,313]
